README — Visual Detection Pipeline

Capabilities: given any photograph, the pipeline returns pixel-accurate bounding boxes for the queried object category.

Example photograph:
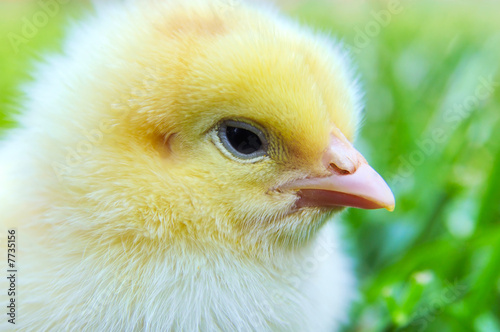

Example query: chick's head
[39,1,394,250]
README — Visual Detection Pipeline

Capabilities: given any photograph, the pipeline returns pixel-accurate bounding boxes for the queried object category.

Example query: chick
[0,0,394,331]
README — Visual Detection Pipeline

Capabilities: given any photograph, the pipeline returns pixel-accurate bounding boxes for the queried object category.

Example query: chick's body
[0,0,384,331]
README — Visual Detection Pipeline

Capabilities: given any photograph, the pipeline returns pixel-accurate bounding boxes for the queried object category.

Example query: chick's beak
[282,133,395,211]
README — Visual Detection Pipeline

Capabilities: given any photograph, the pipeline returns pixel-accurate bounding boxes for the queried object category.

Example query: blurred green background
[1,0,499,331]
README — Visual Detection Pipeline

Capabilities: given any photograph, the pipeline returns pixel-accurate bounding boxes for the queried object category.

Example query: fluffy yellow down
[0,0,361,330]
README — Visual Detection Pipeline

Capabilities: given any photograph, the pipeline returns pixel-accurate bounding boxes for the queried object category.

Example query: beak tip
[381,189,396,212]
[385,204,395,212]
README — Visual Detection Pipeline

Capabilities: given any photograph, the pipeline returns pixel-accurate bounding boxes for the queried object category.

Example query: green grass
[291,1,500,330]
[0,0,91,128]
[1,1,499,331]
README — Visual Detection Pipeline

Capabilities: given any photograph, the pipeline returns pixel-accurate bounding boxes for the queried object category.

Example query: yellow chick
[0,0,394,331]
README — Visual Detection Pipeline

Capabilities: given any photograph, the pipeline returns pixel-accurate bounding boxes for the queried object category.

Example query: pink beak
[281,133,395,211]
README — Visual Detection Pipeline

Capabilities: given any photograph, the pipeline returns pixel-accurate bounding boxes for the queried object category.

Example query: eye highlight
[217,120,268,161]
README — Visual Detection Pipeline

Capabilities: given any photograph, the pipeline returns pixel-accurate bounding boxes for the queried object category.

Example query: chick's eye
[217,120,267,161]
[226,127,261,154]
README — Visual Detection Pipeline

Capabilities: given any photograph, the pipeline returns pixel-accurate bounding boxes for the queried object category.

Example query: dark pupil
[226,126,262,155]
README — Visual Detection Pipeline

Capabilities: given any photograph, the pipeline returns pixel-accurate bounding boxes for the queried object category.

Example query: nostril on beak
[329,162,352,175]
[322,133,361,176]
